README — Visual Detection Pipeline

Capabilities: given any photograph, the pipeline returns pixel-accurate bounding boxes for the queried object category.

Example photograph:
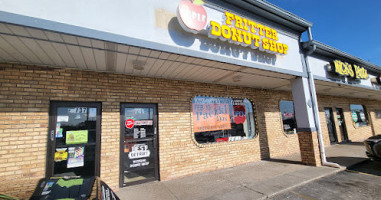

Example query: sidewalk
[116,143,367,200]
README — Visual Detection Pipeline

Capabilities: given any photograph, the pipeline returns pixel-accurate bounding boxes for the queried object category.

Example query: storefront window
[350,104,368,127]
[192,96,256,144]
[280,101,297,134]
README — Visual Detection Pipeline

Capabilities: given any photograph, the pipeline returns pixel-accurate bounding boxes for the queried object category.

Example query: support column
[291,77,322,166]
[297,131,322,166]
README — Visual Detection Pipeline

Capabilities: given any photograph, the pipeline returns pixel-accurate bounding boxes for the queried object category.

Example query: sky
[266,0,381,67]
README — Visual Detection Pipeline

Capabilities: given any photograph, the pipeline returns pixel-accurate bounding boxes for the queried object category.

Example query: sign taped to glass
[66,130,88,144]
[192,96,231,132]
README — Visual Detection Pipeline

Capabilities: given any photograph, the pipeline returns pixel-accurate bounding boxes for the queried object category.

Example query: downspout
[304,27,341,168]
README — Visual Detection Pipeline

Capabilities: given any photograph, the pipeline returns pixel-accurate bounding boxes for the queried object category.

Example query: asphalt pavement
[271,160,381,200]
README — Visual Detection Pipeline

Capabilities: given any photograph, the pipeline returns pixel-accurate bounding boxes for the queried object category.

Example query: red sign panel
[233,105,246,124]
[125,119,134,129]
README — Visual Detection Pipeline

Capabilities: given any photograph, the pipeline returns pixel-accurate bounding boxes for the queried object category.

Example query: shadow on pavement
[337,141,364,146]
[347,160,381,176]
[266,158,303,165]
[327,156,368,168]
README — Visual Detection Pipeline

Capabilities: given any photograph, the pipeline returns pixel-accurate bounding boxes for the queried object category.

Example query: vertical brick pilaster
[298,131,322,166]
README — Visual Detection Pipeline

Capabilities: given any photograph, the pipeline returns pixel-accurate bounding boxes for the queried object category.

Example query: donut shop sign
[177,0,289,55]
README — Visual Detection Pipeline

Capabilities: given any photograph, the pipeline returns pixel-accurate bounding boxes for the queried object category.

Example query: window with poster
[192,96,257,144]
[375,109,381,119]
[279,100,297,134]
[350,104,368,127]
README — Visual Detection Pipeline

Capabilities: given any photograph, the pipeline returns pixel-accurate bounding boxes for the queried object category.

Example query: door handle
[154,128,157,135]
[50,130,55,141]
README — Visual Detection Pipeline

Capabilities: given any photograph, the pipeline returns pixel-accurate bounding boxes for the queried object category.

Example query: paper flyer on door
[67,146,85,168]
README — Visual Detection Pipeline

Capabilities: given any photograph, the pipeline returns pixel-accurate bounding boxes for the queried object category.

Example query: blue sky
[266,0,381,67]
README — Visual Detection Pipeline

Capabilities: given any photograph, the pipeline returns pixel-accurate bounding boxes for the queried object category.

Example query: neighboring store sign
[177,0,289,55]
[192,96,231,132]
[327,60,369,79]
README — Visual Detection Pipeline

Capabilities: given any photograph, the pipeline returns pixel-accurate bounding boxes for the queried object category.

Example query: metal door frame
[46,101,102,177]
[119,103,159,187]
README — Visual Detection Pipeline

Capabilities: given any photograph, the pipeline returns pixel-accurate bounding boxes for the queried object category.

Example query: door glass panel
[325,108,337,143]
[124,108,154,139]
[124,140,155,183]
[53,106,97,177]
[122,105,157,185]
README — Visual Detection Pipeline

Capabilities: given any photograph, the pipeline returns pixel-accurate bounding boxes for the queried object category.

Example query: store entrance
[120,103,159,187]
[324,107,338,144]
[47,102,101,177]
[336,108,349,142]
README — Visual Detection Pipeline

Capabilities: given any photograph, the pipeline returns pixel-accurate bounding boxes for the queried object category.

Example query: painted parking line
[290,190,317,200]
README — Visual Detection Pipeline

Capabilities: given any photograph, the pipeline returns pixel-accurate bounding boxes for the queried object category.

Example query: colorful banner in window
[192,96,231,132]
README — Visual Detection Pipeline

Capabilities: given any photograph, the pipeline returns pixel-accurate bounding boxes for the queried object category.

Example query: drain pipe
[304,27,341,168]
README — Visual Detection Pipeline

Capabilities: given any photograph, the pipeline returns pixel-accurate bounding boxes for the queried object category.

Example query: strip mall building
[0,0,380,198]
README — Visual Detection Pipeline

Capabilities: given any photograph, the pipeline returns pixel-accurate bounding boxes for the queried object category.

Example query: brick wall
[317,95,381,146]
[298,131,321,166]
[0,64,299,198]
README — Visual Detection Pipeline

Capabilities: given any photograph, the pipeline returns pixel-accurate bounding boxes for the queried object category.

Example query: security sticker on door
[128,144,150,159]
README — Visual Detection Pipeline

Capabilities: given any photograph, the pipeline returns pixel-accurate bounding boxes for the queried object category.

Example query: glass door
[120,103,158,186]
[324,107,338,144]
[336,108,349,142]
[47,102,101,177]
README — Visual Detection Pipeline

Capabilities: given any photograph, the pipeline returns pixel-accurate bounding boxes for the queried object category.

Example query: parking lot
[271,160,381,200]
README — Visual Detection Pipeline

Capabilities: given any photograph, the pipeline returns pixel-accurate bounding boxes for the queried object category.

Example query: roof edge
[305,40,381,72]
[247,0,313,28]
[207,0,312,33]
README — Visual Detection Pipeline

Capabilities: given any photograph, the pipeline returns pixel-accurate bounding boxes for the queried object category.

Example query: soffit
[314,80,381,101]
[0,22,295,91]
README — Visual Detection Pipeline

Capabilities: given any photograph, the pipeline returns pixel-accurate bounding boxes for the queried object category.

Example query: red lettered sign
[125,119,134,129]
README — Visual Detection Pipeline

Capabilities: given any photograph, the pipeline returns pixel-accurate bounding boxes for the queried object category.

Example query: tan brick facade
[0,64,302,199]
[1,64,380,199]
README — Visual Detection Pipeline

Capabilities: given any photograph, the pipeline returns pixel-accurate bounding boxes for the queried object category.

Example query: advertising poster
[66,130,88,144]
[192,96,231,132]
[54,148,68,162]
[67,146,85,168]
[55,123,63,138]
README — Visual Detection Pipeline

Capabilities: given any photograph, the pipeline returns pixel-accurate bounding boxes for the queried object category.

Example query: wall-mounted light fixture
[232,75,242,82]
[132,60,146,71]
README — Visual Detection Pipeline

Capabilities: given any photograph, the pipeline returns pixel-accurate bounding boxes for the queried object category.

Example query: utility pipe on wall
[304,27,341,168]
